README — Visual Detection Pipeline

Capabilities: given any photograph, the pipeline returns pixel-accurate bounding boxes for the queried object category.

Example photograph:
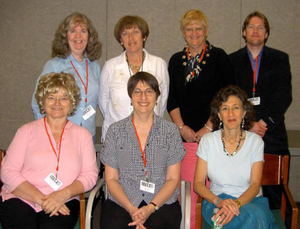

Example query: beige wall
[0,0,299,150]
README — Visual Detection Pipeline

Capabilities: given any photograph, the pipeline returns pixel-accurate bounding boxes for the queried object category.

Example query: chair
[195,153,298,229]
[0,149,86,229]
[85,178,192,229]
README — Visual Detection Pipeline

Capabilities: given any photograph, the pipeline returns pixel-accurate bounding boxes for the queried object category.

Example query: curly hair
[52,12,101,61]
[114,15,149,48]
[210,85,255,131]
[35,72,81,116]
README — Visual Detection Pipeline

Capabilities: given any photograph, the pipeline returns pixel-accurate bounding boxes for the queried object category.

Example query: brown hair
[242,11,270,43]
[180,10,209,32]
[127,72,160,99]
[52,12,102,61]
[210,85,255,131]
[35,72,81,116]
[114,15,149,47]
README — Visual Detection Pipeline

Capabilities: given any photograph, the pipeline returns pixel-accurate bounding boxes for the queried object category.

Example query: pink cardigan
[1,118,98,212]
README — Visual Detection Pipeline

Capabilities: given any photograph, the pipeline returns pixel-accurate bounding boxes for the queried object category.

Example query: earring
[241,118,245,129]
[219,120,223,129]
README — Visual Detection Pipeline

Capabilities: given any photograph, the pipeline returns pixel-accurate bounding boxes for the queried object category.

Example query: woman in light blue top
[194,85,278,229]
[31,12,101,139]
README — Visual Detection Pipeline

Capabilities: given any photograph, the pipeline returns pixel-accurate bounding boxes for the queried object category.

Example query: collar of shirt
[68,53,90,65]
[246,46,264,83]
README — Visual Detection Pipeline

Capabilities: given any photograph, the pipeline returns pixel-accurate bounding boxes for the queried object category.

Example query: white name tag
[248,97,260,106]
[45,173,63,191]
[83,105,96,120]
[140,180,155,193]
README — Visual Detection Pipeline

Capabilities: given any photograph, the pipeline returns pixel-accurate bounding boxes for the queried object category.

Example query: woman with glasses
[0,72,98,229]
[100,72,185,229]
[98,15,169,142]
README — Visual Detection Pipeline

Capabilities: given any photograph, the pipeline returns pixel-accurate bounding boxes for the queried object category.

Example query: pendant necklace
[126,51,145,76]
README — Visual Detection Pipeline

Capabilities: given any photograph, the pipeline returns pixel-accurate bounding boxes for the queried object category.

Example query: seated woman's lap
[202,193,278,229]
[100,199,181,229]
[0,196,79,229]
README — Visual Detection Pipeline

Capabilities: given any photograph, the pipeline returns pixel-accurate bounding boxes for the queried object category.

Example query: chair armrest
[196,195,203,229]
[185,181,191,229]
[180,180,185,229]
[79,193,85,229]
[85,178,105,229]
[282,184,298,229]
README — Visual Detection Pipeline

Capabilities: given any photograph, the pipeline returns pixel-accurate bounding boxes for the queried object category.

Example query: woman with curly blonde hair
[31,12,102,141]
[0,72,98,229]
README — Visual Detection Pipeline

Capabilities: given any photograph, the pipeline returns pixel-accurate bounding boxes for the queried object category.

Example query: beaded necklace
[221,129,243,157]
[126,51,145,76]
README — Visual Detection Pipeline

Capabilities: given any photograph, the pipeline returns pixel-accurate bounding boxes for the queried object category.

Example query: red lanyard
[186,44,207,77]
[132,116,152,181]
[251,56,259,97]
[44,117,68,178]
[70,60,88,105]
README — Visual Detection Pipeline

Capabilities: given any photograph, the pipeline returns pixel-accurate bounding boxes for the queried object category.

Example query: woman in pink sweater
[0,72,98,229]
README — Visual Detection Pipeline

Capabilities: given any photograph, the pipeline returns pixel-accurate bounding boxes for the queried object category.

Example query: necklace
[126,51,145,75]
[221,129,243,157]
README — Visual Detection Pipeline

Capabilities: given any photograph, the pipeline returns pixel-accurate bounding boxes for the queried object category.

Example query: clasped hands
[128,204,154,229]
[213,198,240,227]
[180,125,209,143]
[39,190,70,217]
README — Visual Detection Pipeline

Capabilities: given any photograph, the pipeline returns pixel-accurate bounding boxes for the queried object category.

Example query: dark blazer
[229,46,292,152]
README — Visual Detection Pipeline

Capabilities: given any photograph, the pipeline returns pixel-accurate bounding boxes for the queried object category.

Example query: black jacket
[229,46,292,152]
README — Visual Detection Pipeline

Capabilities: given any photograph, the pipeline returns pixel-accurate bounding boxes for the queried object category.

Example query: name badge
[45,173,63,191]
[83,105,96,120]
[248,97,260,106]
[140,180,155,193]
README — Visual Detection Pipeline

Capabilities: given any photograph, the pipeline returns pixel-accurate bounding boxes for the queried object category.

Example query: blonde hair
[180,10,209,31]
[35,72,81,116]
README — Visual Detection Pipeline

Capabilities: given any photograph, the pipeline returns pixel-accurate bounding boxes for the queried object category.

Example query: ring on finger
[229,202,233,206]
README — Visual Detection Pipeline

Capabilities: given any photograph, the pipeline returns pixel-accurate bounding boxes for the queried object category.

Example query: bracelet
[204,124,213,132]
[235,199,241,208]
[215,198,221,207]
[149,202,159,211]
[179,125,185,130]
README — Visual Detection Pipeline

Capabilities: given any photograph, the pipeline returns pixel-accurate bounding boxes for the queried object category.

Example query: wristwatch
[149,202,159,211]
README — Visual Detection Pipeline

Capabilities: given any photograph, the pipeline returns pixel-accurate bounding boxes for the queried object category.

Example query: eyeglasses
[246,25,266,31]
[46,96,70,104]
[132,89,155,97]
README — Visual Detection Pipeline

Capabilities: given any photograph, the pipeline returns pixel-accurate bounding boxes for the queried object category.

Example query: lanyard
[251,56,259,97]
[70,60,88,106]
[186,44,207,77]
[132,115,152,181]
[44,117,68,178]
